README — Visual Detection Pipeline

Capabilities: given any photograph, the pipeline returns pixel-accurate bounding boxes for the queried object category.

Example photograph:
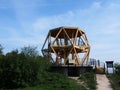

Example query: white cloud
[31,1,120,61]
[91,2,102,9]
[0,27,21,38]
[1,0,120,61]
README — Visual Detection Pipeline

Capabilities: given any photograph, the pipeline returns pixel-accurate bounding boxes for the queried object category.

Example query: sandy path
[96,74,113,90]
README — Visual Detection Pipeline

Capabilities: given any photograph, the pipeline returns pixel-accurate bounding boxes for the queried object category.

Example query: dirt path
[96,74,113,90]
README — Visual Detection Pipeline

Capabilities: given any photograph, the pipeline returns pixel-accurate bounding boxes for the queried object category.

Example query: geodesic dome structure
[41,27,90,65]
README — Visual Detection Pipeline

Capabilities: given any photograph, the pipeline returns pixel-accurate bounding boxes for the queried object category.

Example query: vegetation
[108,63,120,90]
[79,72,96,90]
[0,47,48,89]
[21,46,39,57]
[0,44,3,56]
[19,73,86,90]
[0,44,96,90]
[114,63,120,74]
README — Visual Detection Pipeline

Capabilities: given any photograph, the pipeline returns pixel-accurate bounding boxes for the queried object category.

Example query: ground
[96,74,113,90]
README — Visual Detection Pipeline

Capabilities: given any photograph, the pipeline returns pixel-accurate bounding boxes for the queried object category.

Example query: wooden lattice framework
[41,27,90,65]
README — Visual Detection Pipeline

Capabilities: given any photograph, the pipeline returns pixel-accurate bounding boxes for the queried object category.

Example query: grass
[79,72,96,90]
[107,74,120,90]
[15,72,87,90]
[14,72,96,90]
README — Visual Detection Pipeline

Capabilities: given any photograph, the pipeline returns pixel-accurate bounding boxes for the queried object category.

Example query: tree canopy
[0,44,3,55]
[21,46,39,57]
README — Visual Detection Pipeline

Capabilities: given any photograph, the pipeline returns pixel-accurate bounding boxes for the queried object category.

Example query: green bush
[0,50,50,89]
[107,64,120,90]
[108,74,120,90]
[79,72,96,89]
[114,63,120,74]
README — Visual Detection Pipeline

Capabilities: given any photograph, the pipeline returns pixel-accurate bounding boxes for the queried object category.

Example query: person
[56,51,61,64]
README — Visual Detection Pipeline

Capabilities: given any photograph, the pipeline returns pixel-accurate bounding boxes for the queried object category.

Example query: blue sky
[0,0,120,62]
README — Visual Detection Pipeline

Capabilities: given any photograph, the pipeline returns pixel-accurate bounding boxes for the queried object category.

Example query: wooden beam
[50,45,59,64]
[73,29,78,45]
[78,30,89,46]
[86,48,90,65]
[73,47,81,64]
[52,28,63,45]
[81,49,89,65]
[63,28,72,45]
[42,32,50,50]
[64,47,74,64]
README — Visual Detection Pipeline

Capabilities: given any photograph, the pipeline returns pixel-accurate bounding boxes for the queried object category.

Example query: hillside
[0,46,96,90]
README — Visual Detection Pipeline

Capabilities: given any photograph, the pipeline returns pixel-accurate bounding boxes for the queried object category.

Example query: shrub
[114,63,120,74]
[79,72,96,89]
[0,50,49,89]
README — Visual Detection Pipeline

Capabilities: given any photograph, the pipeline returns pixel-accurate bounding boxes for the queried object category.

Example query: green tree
[0,49,44,89]
[21,46,39,57]
[0,44,3,55]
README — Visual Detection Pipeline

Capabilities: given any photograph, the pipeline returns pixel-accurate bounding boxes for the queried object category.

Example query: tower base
[51,65,93,76]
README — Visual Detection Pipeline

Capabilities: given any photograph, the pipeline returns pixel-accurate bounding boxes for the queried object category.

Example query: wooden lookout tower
[42,27,90,66]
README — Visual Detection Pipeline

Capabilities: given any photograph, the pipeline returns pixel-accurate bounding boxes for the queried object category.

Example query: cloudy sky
[0,0,120,62]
